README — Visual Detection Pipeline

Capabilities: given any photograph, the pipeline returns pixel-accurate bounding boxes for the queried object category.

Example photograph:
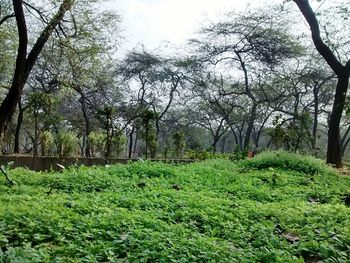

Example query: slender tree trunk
[342,136,350,157]
[133,132,139,157]
[312,86,319,153]
[128,126,134,159]
[341,125,350,156]
[80,95,91,157]
[145,121,149,159]
[14,99,24,153]
[105,113,112,159]
[212,136,219,153]
[33,112,38,157]
[243,104,257,150]
[221,135,227,153]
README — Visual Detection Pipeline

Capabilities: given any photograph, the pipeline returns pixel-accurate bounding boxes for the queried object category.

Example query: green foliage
[139,109,158,158]
[230,149,249,161]
[27,92,61,129]
[88,131,105,157]
[57,131,79,158]
[186,149,217,160]
[268,114,314,152]
[172,131,186,157]
[240,151,336,176]
[88,131,126,158]
[0,158,349,261]
[40,131,54,156]
[186,149,247,161]
[0,161,16,186]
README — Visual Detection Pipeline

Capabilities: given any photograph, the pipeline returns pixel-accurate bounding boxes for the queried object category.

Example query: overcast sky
[106,0,271,53]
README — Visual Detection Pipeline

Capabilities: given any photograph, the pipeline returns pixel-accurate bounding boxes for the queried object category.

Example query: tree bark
[312,86,319,153]
[327,75,349,166]
[243,104,257,150]
[80,94,91,157]
[128,126,134,158]
[13,99,24,153]
[0,0,27,138]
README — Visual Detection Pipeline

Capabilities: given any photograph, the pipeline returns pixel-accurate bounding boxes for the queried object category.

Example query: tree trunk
[14,99,24,153]
[327,75,349,167]
[312,86,319,153]
[0,0,27,137]
[0,0,73,136]
[243,104,257,150]
[211,136,219,153]
[33,111,39,157]
[80,94,91,157]
[145,121,149,159]
[294,0,350,167]
[105,114,112,159]
[221,134,226,153]
[128,126,134,159]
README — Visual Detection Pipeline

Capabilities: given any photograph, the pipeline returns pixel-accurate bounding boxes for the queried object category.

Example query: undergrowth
[240,151,336,176]
[0,153,349,262]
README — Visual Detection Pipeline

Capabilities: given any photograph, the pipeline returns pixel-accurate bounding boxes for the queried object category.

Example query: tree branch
[293,0,344,75]
[0,13,15,26]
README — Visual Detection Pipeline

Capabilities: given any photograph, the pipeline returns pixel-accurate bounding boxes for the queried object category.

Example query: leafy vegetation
[0,153,349,262]
[240,151,336,176]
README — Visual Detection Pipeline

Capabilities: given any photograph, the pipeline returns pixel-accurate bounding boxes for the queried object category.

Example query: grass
[0,152,350,262]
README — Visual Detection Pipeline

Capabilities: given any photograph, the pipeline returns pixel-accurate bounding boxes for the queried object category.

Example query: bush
[57,131,79,158]
[39,131,54,156]
[240,151,336,175]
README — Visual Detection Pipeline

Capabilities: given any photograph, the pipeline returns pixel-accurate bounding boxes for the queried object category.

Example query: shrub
[89,131,105,157]
[240,151,336,175]
[57,131,79,158]
[39,131,54,156]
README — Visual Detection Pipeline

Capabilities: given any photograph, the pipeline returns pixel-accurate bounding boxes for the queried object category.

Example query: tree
[0,0,73,138]
[293,0,350,167]
[190,7,301,150]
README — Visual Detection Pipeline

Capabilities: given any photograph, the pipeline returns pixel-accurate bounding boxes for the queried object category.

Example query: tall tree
[293,0,350,167]
[0,0,73,137]
[190,7,300,150]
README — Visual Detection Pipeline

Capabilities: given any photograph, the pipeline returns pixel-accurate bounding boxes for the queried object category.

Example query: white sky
[106,0,270,53]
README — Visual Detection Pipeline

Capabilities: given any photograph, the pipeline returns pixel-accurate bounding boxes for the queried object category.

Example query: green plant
[172,131,186,158]
[240,150,336,176]
[40,131,54,156]
[57,131,78,158]
[0,156,349,262]
[88,131,106,157]
[0,161,16,186]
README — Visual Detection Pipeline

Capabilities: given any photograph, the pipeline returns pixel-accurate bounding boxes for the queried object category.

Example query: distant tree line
[0,0,349,166]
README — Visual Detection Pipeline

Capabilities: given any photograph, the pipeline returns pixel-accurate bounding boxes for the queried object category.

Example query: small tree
[172,131,186,158]
[139,109,158,159]
[27,92,59,157]
[57,131,78,158]
[40,131,54,156]
[88,131,105,157]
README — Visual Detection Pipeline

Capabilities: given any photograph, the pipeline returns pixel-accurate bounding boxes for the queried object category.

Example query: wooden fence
[0,156,194,172]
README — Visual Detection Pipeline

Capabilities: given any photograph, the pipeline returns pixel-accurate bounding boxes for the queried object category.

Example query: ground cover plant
[0,152,350,262]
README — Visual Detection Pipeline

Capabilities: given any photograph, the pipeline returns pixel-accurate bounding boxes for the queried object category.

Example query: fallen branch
[0,165,16,187]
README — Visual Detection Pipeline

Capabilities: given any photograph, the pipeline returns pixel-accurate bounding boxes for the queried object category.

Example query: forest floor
[0,151,349,262]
